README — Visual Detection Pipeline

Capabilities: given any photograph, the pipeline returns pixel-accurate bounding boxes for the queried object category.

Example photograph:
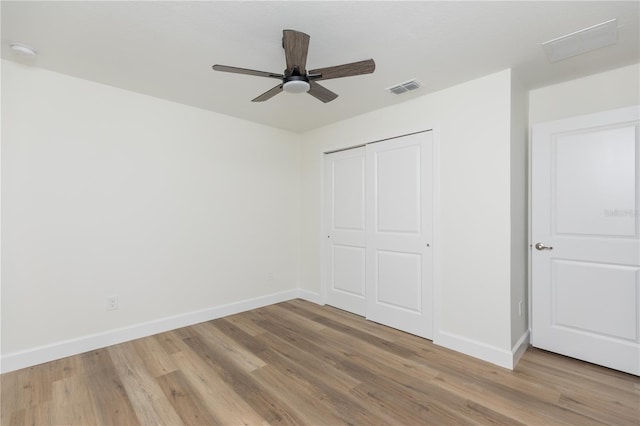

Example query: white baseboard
[512,329,530,367]
[1,289,319,374]
[435,330,516,369]
[296,289,322,304]
[2,288,529,374]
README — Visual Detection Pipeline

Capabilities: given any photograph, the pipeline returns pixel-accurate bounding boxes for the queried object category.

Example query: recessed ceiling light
[542,19,618,63]
[10,42,37,56]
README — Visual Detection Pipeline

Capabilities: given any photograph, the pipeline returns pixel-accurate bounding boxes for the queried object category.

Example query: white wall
[1,60,300,366]
[530,63,640,125]
[300,69,526,367]
[510,74,529,348]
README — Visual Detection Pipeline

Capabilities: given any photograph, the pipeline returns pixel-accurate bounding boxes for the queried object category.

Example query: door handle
[535,242,553,251]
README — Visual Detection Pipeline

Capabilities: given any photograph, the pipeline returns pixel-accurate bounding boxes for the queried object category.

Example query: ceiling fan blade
[308,81,338,103]
[252,84,283,102]
[283,30,310,73]
[212,65,283,79]
[309,59,375,81]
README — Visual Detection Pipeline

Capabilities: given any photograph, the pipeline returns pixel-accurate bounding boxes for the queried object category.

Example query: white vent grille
[542,19,618,63]
[387,79,423,95]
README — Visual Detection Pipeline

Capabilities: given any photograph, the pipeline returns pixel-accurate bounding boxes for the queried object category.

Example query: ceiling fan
[212,29,375,103]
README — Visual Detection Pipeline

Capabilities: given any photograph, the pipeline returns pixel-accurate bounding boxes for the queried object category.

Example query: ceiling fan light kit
[282,79,310,94]
[212,29,375,103]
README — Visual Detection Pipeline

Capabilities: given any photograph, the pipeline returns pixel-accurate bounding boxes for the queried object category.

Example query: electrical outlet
[267,272,274,283]
[107,296,118,311]
[518,300,523,317]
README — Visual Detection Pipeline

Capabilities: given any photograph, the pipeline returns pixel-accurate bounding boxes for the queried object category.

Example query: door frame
[320,127,441,338]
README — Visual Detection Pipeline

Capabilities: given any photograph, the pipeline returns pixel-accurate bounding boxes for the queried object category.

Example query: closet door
[324,147,367,315]
[366,132,433,338]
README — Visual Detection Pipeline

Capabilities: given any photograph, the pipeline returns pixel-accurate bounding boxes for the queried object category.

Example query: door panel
[332,245,366,297]
[376,250,422,312]
[554,126,637,237]
[324,147,366,315]
[375,144,421,233]
[552,260,638,341]
[532,106,640,375]
[333,155,366,230]
[366,132,433,338]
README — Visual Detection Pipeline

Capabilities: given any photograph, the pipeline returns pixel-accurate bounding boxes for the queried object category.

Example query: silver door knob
[535,242,553,251]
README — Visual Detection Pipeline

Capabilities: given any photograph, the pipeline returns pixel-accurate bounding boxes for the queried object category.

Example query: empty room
[1,1,639,425]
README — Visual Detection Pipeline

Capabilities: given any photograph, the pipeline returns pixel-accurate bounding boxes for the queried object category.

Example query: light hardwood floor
[2,299,639,425]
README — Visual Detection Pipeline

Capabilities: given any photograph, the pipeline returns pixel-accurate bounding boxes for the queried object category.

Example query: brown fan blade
[308,81,338,103]
[309,59,375,81]
[283,30,310,73]
[252,84,283,102]
[212,65,283,79]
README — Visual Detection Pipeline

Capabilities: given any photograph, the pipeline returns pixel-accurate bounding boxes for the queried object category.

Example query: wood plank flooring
[2,299,639,425]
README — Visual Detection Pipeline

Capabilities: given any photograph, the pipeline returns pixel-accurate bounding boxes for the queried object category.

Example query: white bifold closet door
[324,131,433,339]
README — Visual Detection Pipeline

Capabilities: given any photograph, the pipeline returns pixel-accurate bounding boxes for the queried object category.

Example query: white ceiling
[2,1,639,133]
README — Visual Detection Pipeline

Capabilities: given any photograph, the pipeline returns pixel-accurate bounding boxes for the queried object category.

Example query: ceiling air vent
[542,19,618,63]
[387,79,422,95]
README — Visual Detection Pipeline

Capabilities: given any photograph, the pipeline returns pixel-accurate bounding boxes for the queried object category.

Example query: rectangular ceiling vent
[542,18,618,63]
[387,79,422,95]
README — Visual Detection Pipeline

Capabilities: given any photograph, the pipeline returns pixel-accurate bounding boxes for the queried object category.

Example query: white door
[531,106,640,375]
[366,132,433,339]
[324,147,367,315]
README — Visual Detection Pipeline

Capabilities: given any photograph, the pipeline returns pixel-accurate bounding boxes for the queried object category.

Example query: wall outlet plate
[107,296,118,311]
